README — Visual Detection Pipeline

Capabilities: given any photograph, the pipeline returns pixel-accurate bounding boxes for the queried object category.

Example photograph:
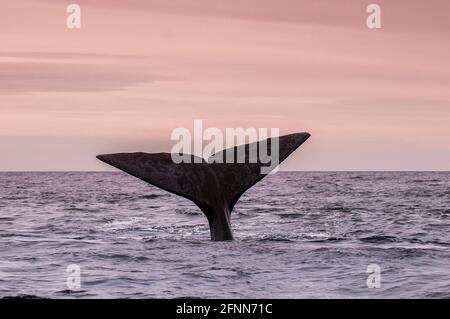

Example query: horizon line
[1,170,449,173]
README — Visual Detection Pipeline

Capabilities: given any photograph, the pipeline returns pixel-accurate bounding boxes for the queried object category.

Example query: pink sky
[1,0,449,171]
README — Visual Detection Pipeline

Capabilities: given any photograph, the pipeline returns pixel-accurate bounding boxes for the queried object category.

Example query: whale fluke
[97,132,310,241]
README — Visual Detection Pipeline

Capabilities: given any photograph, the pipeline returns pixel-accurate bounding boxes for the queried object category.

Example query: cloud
[0,51,147,60]
[0,52,178,93]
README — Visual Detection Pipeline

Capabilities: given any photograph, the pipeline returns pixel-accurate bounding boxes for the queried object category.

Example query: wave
[360,235,449,244]
[140,194,165,200]
[359,235,399,243]
[1,294,47,299]
[55,289,89,295]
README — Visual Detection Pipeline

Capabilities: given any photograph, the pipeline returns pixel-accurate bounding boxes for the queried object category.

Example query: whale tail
[97,132,310,241]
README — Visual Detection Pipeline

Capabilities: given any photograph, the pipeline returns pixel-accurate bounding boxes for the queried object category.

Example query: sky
[1,0,449,171]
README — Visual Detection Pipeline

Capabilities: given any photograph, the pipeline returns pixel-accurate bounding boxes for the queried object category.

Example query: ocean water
[0,171,449,299]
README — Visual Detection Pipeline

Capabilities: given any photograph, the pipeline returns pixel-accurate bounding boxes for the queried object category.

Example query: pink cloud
[0,53,178,93]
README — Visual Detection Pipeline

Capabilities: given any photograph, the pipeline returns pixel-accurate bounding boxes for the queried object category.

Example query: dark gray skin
[97,132,310,241]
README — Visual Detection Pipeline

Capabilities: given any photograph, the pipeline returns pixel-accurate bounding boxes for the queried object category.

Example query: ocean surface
[0,172,449,299]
